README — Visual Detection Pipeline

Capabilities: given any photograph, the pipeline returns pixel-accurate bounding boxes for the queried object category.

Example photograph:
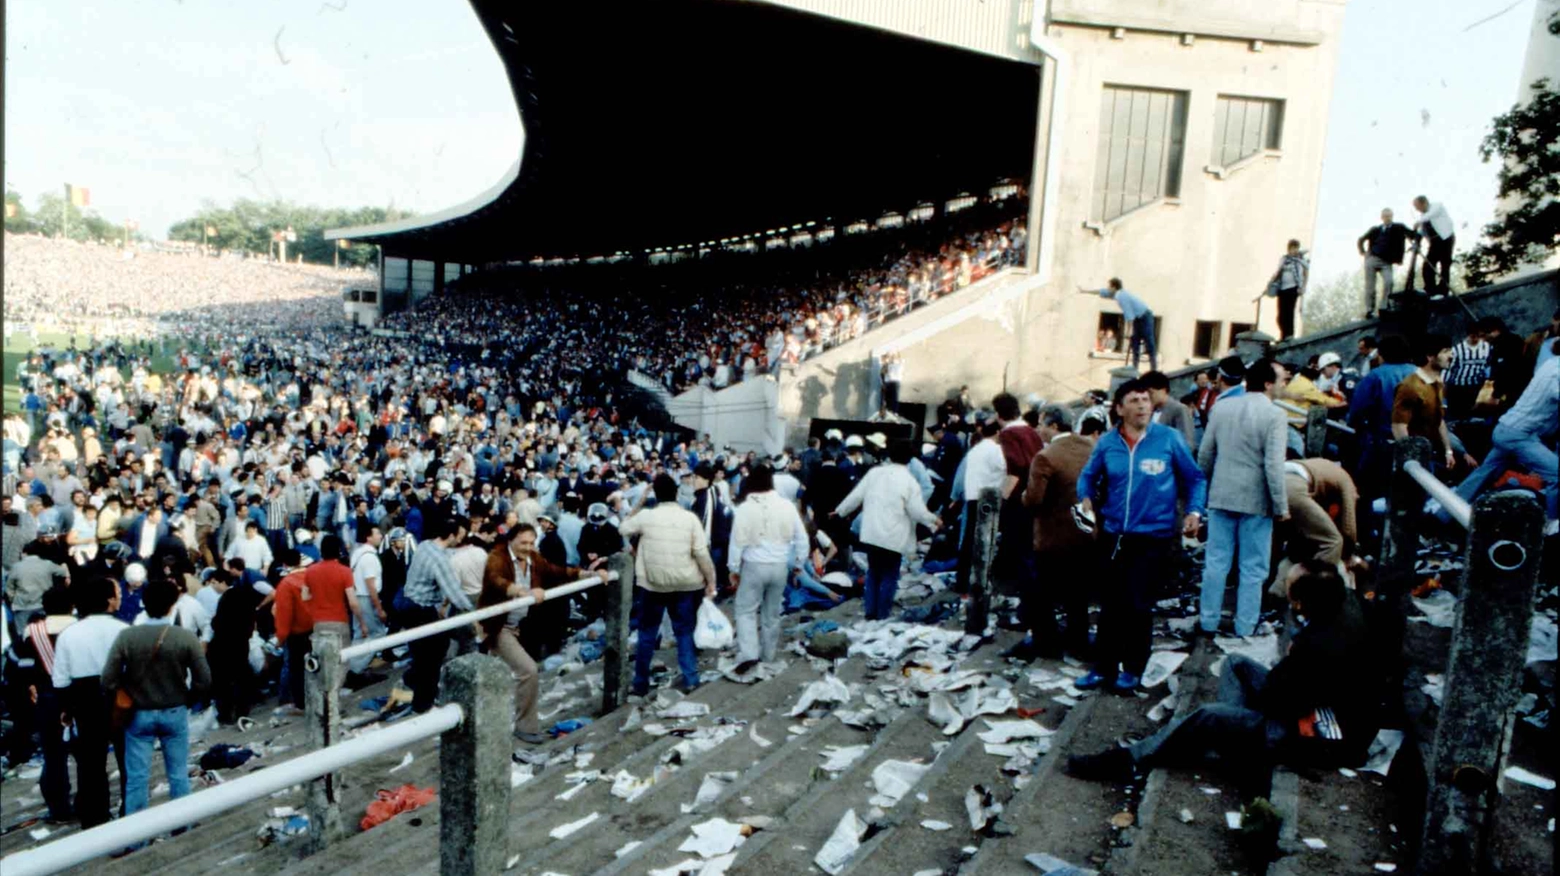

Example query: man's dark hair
[1039,405,1071,432]
[1290,560,1346,620]
[1079,416,1107,437]
[992,393,1021,421]
[652,472,679,503]
[979,419,1000,439]
[318,534,345,562]
[1022,409,1040,428]
[508,522,538,540]
[1474,316,1506,335]
[1287,239,1301,249]
[42,585,74,616]
[692,462,716,481]
[141,577,180,620]
[1377,335,1412,365]
[1112,379,1149,412]
[887,440,917,465]
[74,576,118,615]
[1107,277,1123,291]
[1418,333,1452,366]
[225,557,247,573]
[1245,358,1280,392]
[745,464,775,493]
[244,519,259,532]
[1140,370,1171,392]
[1359,335,1377,348]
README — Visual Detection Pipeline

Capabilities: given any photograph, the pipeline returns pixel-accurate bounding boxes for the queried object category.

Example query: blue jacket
[1347,363,1415,442]
[1078,423,1207,538]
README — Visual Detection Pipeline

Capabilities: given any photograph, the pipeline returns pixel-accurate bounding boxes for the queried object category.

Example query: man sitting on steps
[1067,563,1380,846]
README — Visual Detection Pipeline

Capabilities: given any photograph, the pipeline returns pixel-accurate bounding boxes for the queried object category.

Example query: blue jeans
[1452,423,1559,520]
[863,545,902,621]
[1130,313,1158,371]
[1200,510,1273,637]
[634,589,701,690]
[124,706,192,827]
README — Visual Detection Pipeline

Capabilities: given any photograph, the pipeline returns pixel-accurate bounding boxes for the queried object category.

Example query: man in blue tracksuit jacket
[1076,379,1207,694]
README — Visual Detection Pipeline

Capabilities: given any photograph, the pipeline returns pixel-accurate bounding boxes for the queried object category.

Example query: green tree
[1300,270,1363,335]
[4,187,40,234]
[1460,77,1560,287]
[167,199,410,268]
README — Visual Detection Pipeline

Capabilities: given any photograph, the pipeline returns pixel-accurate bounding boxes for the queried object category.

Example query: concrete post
[304,626,346,852]
[1303,405,1327,459]
[1107,366,1138,393]
[439,654,514,876]
[1234,330,1273,365]
[601,552,635,713]
[1379,437,1433,602]
[1415,491,1545,876]
[965,487,1002,637]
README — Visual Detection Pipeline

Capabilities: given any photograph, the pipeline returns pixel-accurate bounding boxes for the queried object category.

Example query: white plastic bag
[693,598,734,650]
[247,632,266,674]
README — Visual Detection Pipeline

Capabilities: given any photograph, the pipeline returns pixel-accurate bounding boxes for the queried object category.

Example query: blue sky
[3,0,1549,284]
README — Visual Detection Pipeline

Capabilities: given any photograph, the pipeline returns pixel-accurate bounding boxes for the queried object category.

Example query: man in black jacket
[689,462,733,595]
[1357,208,1417,319]
[1067,563,1377,801]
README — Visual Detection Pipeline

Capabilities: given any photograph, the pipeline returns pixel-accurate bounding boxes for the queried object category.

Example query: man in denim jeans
[101,577,211,851]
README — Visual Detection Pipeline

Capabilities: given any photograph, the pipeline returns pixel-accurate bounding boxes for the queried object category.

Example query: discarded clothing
[200,743,256,771]
[360,784,437,831]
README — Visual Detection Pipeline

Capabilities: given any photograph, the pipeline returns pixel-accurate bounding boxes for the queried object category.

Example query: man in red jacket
[303,534,372,685]
[271,555,315,711]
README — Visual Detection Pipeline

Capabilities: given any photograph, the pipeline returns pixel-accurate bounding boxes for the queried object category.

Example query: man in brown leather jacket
[480,523,594,743]
[1017,408,1105,660]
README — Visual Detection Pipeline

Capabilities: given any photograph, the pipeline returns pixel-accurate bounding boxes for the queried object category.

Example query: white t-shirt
[351,545,383,597]
[963,438,1008,501]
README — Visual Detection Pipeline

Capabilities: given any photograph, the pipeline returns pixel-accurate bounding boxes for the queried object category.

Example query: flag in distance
[4,202,15,219]
[65,184,90,207]
[205,225,218,237]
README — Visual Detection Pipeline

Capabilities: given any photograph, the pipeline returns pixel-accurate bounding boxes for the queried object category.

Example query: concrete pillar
[1108,366,1139,392]
[1234,330,1274,365]
[304,626,346,852]
[1416,490,1545,876]
[601,552,635,713]
[439,654,514,876]
[1380,437,1433,602]
[965,487,1002,637]
[1303,406,1327,459]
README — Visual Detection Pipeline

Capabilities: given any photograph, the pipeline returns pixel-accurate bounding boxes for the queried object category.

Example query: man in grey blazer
[1196,359,1291,637]
[1143,371,1195,449]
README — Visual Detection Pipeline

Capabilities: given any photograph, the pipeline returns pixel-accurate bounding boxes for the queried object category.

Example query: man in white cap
[1314,352,1345,396]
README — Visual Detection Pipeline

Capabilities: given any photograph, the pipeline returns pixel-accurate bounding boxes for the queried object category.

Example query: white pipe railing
[1274,399,1356,434]
[339,573,615,662]
[1,705,464,876]
[1404,459,1473,529]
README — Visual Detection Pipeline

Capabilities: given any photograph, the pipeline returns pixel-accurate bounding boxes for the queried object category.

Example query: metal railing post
[1415,490,1545,875]
[439,654,514,876]
[602,551,635,713]
[304,625,346,851]
[1303,405,1327,459]
[965,487,1002,637]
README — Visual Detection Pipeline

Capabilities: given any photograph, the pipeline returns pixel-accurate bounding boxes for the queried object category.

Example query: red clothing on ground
[303,559,356,625]
[272,571,315,641]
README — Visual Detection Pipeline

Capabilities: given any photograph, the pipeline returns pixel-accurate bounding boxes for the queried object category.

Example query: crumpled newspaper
[814,809,868,875]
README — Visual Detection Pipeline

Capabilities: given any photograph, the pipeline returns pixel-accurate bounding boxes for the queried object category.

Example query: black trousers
[1094,534,1174,677]
[1032,547,1095,656]
[1422,233,1455,295]
[210,638,254,724]
[401,604,450,713]
[66,677,125,828]
[1276,289,1300,340]
[286,635,311,709]
[882,380,900,412]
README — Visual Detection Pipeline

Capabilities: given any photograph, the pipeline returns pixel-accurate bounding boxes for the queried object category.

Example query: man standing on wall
[1268,240,1309,341]
[1412,196,1455,299]
[1357,208,1414,318]
[1079,279,1157,371]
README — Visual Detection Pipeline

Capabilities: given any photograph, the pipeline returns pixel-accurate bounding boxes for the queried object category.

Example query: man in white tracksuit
[833,441,942,620]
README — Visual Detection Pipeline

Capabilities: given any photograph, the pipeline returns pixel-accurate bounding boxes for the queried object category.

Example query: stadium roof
[327,0,1041,264]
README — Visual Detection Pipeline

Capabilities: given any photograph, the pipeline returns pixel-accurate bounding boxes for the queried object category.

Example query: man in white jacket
[833,441,942,620]
[729,465,809,674]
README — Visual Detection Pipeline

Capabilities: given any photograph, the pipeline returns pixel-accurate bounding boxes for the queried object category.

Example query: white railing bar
[339,573,614,661]
[1404,459,1472,530]
[1273,400,1356,434]
[1,704,463,876]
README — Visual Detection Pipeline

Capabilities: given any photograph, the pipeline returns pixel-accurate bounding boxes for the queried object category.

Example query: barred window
[1093,86,1188,222]
[1211,95,1284,167]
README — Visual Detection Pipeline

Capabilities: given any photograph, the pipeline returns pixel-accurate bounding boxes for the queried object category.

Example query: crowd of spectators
[3,234,374,337]
[389,198,1027,394]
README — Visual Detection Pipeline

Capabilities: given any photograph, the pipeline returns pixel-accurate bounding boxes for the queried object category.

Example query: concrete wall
[777,269,1039,445]
[666,378,786,456]
[1163,269,1560,396]
[763,0,1350,410]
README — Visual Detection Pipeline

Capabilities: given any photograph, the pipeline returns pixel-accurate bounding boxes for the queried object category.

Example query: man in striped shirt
[264,480,290,556]
[1444,326,1490,420]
